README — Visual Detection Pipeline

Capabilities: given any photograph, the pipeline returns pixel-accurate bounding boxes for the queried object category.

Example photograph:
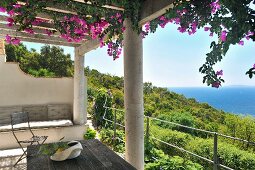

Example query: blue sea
[169,86,255,116]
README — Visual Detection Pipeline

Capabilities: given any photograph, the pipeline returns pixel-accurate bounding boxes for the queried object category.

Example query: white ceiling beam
[0,29,73,43]
[139,0,174,26]
[76,38,101,56]
[0,15,55,29]
[0,34,80,47]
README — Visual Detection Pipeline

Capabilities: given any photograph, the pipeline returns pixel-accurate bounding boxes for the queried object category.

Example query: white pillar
[124,18,144,170]
[73,48,86,125]
[0,40,5,62]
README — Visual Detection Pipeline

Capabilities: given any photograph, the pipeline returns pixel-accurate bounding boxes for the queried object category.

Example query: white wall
[0,55,74,107]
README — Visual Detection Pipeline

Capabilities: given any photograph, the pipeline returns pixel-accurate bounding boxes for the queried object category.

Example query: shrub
[84,128,96,140]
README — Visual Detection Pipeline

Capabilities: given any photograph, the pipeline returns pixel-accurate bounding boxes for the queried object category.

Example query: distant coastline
[169,86,255,116]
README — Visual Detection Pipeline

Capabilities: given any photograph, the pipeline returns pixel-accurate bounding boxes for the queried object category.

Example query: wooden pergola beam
[0,29,72,43]
[0,34,80,47]
[76,38,101,56]
[139,0,175,26]
[0,15,55,30]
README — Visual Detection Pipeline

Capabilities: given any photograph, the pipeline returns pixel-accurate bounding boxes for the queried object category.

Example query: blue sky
[24,24,255,87]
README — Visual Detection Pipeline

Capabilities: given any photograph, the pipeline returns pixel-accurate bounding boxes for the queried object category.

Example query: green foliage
[99,128,125,153]
[39,141,69,156]
[93,88,113,127]
[5,44,73,77]
[83,128,97,140]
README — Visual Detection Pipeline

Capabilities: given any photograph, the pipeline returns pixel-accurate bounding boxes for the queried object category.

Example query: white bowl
[50,141,83,161]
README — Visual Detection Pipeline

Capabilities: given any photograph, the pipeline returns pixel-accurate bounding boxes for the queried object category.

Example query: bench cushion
[0,120,73,132]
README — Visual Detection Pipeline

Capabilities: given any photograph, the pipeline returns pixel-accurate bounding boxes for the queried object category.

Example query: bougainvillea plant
[0,0,254,88]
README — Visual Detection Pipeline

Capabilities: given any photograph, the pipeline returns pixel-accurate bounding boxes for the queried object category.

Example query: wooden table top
[27,139,136,170]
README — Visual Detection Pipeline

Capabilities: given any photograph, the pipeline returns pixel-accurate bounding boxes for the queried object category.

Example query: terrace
[0,0,175,169]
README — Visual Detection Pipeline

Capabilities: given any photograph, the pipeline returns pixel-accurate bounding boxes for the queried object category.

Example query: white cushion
[0,120,73,131]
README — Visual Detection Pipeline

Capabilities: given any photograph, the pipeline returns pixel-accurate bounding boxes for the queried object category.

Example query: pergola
[0,1,174,169]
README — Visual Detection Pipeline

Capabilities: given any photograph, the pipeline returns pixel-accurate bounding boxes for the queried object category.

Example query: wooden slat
[139,0,175,26]
[84,140,136,170]
[0,27,66,43]
[0,35,80,47]
[0,15,55,29]
[0,23,56,35]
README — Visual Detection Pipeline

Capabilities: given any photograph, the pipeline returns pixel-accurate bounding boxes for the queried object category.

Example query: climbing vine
[0,0,254,87]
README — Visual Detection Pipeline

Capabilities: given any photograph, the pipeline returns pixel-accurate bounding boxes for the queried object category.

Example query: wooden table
[27,139,136,170]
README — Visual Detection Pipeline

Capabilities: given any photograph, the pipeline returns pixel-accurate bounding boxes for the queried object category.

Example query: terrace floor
[0,148,27,170]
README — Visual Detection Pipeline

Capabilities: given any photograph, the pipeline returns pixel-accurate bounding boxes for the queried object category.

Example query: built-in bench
[0,104,88,150]
[0,104,73,132]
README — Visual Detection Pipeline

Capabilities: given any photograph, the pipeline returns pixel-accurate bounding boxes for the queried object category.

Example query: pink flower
[177,27,186,33]
[24,28,34,34]
[0,7,6,12]
[253,64,255,69]
[5,35,20,45]
[216,70,223,76]
[209,32,214,37]
[238,40,244,46]
[116,13,121,18]
[74,28,83,34]
[121,27,126,32]
[7,10,15,16]
[6,17,14,24]
[12,38,21,45]
[220,30,227,42]
[211,0,221,14]
[144,22,150,32]
[212,81,221,88]
[45,29,53,36]
[204,27,211,31]
[245,31,254,40]
[13,4,22,9]
[5,34,12,44]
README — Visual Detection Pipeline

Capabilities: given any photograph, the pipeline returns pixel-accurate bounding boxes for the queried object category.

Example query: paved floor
[0,148,26,170]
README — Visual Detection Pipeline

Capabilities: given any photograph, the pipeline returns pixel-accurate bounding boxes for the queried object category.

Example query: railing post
[113,109,117,140]
[146,116,150,144]
[213,133,218,170]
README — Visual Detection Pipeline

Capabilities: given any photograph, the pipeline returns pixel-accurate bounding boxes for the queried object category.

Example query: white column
[0,40,5,62]
[73,48,86,125]
[124,18,144,170]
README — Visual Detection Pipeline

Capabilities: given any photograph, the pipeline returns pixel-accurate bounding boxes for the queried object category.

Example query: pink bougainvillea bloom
[204,27,211,31]
[24,28,34,34]
[0,7,6,12]
[245,31,254,40]
[121,27,126,32]
[116,13,121,18]
[45,29,53,36]
[5,34,12,44]
[211,0,221,14]
[216,70,223,76]
[209,32,214,37]
[13,4,22,9]
[177,26,186,33]
[220,30,227,42]
[7,10,15,16]
[212,81,221,88]
[253,64,255,69]
[12,38,21,45]
[238,40,244,46]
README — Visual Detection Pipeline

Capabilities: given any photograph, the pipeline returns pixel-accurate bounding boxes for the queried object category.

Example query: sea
[169,86,255,116]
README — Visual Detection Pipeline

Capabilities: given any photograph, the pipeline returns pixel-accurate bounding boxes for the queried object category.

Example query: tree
[5,44,73,77]
[39,45,73,77]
